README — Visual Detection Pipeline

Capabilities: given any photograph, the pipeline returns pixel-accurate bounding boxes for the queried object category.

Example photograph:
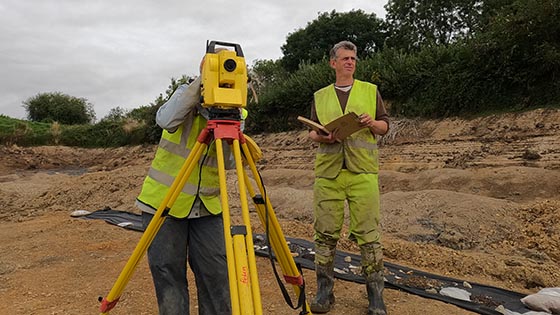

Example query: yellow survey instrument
[201,41,248,108]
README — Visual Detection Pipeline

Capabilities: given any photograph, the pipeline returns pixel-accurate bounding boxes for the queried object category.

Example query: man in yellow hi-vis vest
[135,54,244,315]
[307,41,390,315]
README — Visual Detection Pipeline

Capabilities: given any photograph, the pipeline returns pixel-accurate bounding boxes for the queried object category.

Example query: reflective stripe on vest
[137,113,221,218]
[314,80,379,178]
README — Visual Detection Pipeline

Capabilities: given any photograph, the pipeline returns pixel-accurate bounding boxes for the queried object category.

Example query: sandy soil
[1,108,559,315]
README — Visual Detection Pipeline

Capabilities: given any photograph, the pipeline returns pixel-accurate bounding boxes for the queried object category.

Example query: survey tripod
[98,41,311,315]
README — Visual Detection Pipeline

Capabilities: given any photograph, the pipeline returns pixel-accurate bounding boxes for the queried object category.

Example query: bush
[246,61,334,133]
[59,120,146,147]
[0,116,53,146]
[22,92,95,125]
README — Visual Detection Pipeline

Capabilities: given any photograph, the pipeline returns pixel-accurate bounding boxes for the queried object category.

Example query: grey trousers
[142,212,231,315]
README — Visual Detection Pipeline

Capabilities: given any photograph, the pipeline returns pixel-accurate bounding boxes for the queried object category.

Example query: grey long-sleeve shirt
[156,77,202,132]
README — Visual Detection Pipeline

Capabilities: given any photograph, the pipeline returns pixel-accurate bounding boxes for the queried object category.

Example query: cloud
[0,0,386,120]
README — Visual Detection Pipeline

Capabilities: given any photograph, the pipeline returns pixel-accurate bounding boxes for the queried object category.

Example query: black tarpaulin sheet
[81,208,533,315]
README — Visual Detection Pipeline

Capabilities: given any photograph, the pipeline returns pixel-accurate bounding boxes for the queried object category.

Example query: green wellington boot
[310,263,335,313]
[366,270,387,315]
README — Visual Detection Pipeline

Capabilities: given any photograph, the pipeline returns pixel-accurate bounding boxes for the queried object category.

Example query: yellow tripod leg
[215,138,242,315]
[215,138,263,315]
[99,141,207,314]
[240,141,313,314]
[232,138,262,315]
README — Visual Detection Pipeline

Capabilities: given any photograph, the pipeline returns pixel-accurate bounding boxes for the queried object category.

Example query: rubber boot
[365,270,387,315]
[360,242,387,315]
[310,262,335,313]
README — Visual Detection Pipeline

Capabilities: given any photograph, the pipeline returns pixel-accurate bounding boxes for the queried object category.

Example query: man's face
[330,48,356,77]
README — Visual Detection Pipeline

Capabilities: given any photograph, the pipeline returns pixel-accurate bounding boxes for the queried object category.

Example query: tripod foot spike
[99,296,120,313]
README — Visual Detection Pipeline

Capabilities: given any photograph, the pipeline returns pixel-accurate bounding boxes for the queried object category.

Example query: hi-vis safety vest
[137,113,221,218]
[314,80,379,178]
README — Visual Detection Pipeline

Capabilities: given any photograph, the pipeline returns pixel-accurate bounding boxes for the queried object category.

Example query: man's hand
[309,130,340,143]
[359,113,388,135]
[359,113,374,128]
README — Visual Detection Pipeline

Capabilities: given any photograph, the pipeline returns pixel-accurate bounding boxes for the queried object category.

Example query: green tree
[384,0,509,50]
[280,10,386,72]
[468,0,560,106]
[250,59,289,96]
[100,106,129,123]
[23,92,95,125]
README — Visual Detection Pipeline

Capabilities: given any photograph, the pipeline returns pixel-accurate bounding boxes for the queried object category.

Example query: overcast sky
[0,0,386,120]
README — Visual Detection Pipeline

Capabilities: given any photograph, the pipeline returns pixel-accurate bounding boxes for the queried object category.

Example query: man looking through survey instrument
[134,44,247,315]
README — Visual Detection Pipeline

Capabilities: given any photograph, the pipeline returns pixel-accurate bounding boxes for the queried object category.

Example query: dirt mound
[1,108,560,314]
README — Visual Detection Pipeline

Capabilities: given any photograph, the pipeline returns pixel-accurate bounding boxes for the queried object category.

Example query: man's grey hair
[329,41,357,60]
